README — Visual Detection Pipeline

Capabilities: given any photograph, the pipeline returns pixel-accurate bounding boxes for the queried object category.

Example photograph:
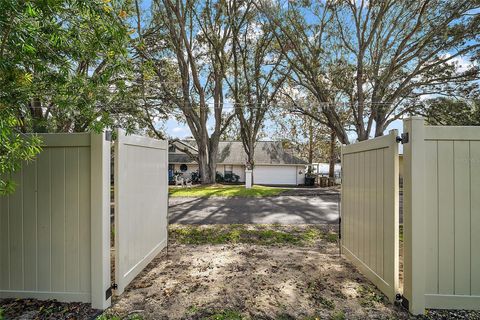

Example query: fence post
[90,132,111,309]
[403,117,426,314]
[245,169,252,188]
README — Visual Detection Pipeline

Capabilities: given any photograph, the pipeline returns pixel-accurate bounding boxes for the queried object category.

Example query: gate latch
[106,283,118,300]
[396,133,409,144]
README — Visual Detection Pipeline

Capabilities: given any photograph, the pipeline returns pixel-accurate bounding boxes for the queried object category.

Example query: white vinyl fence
[114,129,168,294]
[341,130,400,302]
[403,117,480,314]
[0,133,111,309]
[0,130,169,310]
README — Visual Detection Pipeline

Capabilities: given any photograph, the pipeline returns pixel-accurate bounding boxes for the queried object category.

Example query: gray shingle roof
[169,141,307,165]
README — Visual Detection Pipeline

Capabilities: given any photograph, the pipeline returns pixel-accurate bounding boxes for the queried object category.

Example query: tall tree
[333,0,480,139]
[259,0,351,143]
[271,94,339,168]
[260,0,480,143]
[228,0,287,171]
[139,0,235,183]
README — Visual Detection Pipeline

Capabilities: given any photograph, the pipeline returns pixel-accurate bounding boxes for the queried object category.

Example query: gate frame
[402,117,426,314]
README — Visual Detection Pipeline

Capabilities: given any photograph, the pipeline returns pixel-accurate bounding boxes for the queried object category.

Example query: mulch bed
[0,298,100,320]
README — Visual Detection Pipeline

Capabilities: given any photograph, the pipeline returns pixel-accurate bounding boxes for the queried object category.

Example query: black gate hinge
[106,283,118,300]
[395,293,409,310]
[396,132,409,144]
[105,131,112,142]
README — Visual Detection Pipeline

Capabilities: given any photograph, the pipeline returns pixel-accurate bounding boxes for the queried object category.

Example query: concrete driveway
[168,193,340,224]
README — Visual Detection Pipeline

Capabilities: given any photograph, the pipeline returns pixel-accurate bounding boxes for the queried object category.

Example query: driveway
[168,193,340,224]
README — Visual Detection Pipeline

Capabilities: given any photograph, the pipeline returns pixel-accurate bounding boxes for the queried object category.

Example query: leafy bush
[224,173,240,183]
[191,171,201,183]
[216,171,224,182]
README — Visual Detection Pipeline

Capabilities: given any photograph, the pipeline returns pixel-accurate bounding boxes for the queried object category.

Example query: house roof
[169,140,307,165]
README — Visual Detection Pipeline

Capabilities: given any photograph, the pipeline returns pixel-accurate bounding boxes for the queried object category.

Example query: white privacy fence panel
[0,133,111,309]
[341,130,399,302]
[403,118,480,314]
[115,129,168,294]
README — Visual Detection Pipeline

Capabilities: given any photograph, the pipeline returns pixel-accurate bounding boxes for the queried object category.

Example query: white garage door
[253,165,298,185]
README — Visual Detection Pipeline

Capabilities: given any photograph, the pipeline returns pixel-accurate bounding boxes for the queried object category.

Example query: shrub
[224,173,240,183]
[216,172,224,182]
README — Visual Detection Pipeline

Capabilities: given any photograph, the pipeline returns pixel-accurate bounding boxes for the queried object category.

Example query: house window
[180,164,188,172]
[224,165,233,175]
[169,145,176,152]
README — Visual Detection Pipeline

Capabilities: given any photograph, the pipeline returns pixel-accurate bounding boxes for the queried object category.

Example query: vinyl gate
[114,129,169,294]
[341,130,400,302]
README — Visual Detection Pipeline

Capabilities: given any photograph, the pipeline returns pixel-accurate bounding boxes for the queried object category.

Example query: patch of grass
[186,305,200,315]
[356,285,385,308]
[275,313,296,320]
[318,297,335,310]
[324,232,338,243]
[206,310,244,320]
[97,314,143,320]
[169,225,327,246]
[186,308,244,320]
[330,310,346,320]
[169,185,286,198]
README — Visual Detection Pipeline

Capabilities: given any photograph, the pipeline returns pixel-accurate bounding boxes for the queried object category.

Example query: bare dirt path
[105,225,408,320]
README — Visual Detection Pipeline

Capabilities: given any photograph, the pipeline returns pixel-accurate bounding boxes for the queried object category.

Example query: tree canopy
[0,0,132,193]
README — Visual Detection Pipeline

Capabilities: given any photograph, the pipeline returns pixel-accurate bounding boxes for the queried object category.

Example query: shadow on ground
[168,195,340,225]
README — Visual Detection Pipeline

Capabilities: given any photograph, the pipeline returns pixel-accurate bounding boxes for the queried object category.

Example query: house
[169,140,307,185]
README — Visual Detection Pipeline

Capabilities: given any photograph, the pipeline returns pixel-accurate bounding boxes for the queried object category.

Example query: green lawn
[169,184,286,198]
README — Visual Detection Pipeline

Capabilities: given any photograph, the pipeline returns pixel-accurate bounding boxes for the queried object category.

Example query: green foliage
[318,297,335,310]
[215,171,225,183]
[223,172,240,183]
[330,310,346,320]
[324,232,338,243]
[0,307,4,320]
[205,310,244,320]
[422,98,480,126]
[96,314,143,320]
[0,0,132,193]
[356,285,385,308]
[169,185,286,198]
[169,224,329,246]
[0,109,41,195]
[184,307,244,320]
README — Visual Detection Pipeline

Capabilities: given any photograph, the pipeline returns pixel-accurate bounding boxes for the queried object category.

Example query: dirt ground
[3,224,479,320]
[105,225,409,320]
